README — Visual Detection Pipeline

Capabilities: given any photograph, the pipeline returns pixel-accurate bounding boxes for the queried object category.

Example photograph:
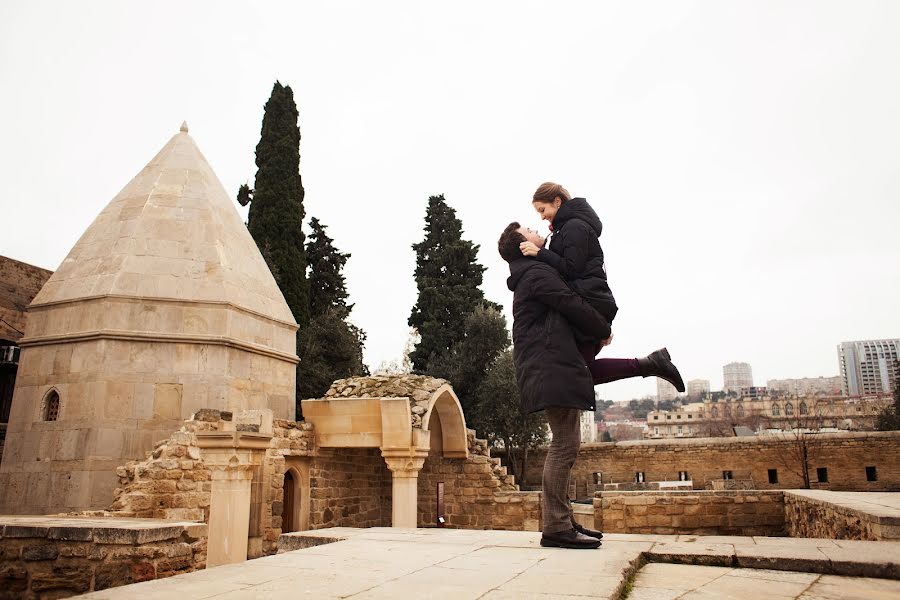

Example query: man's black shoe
[638,347,686,392]
[573,522,603,540]
[540,528,602,549]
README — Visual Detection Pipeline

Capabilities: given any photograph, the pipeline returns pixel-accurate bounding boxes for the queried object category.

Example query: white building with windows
[723,362,753,392]
[687,379,710,399]
[657,378,679,402]
[838,339,900,396]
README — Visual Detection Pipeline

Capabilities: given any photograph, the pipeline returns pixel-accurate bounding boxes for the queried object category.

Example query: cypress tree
[408,194,497,373]
[239,81,309,329]
[298,217,367,401]
[306,218,352,319]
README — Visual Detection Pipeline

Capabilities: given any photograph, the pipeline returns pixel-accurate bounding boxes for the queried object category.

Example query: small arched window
[785,402,794,416]
[736,405,745,418]
[711,407,719,418]
[42,389,60,422]
[799,402,808,415]
[772,404,781,416]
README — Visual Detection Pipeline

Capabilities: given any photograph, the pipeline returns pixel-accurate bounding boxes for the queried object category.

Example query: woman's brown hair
[533,182,571,205]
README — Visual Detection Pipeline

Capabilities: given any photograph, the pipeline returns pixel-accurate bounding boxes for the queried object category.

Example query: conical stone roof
[31,124,296,327]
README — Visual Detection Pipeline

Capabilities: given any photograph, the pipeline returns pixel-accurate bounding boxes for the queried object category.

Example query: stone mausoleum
[0,123,298,514]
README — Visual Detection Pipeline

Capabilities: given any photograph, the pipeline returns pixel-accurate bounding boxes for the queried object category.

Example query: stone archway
[283,470,296,532]
[301,376,469,528]
[282,458,310,532]
[421,384,468,459]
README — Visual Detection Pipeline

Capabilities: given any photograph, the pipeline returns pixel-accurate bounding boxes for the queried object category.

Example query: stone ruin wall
[0,521,205,599]
[593,490,786,537]
[517,431,900,493]
[417,431,541,531]
[784,492,900,541]
[101,395,542,564]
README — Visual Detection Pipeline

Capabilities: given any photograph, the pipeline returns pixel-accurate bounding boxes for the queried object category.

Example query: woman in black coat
[521,182,685,393]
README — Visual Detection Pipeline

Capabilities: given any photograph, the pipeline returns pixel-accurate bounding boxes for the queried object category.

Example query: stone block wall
[307,447,392,530]
[593,491,785,536]
[417,432,529,530]
[517,431,900,492]
[784,491,900,541]
[0,519,206,599]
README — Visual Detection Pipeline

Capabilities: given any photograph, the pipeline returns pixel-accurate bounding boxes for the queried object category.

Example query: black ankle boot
[638,348,685,392]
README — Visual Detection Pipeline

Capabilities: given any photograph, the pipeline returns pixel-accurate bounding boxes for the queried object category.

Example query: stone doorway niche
[301,382,468,528]
[282,457,310,533]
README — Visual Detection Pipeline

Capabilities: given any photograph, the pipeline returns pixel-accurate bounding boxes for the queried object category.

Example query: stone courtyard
[73,527,900,599]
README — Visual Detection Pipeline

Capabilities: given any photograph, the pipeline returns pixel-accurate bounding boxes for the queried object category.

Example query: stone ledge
[785,490,900,526]
[0,516,206,543]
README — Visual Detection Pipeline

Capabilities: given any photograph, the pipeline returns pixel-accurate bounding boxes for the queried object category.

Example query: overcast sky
[2,1,898,401]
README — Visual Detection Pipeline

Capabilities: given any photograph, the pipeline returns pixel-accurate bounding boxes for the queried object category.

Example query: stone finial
[180,121,189,133]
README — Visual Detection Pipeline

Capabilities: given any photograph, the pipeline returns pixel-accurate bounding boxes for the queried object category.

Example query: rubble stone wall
[417,432,539,530]
[784,491,900,541]
[517,431,900,492]
[593,490,785,536]
[0,520,206,599]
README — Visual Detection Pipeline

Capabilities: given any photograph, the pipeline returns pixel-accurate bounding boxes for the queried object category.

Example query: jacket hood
[554,197,602,236]
[507,258,536,291]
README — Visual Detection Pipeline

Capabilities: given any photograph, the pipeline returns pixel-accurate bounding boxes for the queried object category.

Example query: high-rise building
[723,362,753,392]
[687,379,710,399]
[657,378,678,402]
[838,339,900,396]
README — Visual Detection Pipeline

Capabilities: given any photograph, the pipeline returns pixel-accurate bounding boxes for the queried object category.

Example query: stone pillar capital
[382,455,426,477]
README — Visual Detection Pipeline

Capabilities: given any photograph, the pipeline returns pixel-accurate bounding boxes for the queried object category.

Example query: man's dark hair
[498,222,526,263]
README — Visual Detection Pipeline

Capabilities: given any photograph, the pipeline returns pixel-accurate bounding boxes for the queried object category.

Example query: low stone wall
[784,490,900,541]
[593,490,785,536]
[0,517,206,599]
[516,431,900,492]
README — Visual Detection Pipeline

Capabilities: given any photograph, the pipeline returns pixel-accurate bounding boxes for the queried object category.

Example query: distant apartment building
[723,362,753,392]
[580,411,597,443]
[686,379,710,399]
[767,376,842,397]
[838,339,900,396]
[657,378,678,402]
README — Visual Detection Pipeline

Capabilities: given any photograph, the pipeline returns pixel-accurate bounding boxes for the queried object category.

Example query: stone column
[196,429,272,567]
[383,452,427,528]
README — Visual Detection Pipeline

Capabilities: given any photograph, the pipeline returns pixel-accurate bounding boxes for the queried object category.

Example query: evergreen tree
[430,306,510,419]
[471,350,548,486]
[238,81,309,329]
[408,195,496,373]
[306,218,352,319]
[298,217,367,403]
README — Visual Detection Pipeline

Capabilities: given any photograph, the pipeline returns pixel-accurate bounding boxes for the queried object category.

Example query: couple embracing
[497,182,685,550]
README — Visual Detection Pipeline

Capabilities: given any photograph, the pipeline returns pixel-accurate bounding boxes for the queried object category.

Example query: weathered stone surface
[21,543,59,561]
[30,564,92,593]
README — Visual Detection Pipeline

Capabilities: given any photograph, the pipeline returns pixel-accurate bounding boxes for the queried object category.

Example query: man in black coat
[498,222,610,549]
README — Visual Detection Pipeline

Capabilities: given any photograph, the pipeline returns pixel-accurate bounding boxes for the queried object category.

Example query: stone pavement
[79,527,900,599]
[630,563,900,599]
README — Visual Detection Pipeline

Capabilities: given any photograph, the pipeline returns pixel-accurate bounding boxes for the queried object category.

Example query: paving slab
[646,541,737,566]
[799,574,900,599]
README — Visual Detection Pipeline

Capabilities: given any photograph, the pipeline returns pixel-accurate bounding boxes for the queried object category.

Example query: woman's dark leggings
[578,344,640,385]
